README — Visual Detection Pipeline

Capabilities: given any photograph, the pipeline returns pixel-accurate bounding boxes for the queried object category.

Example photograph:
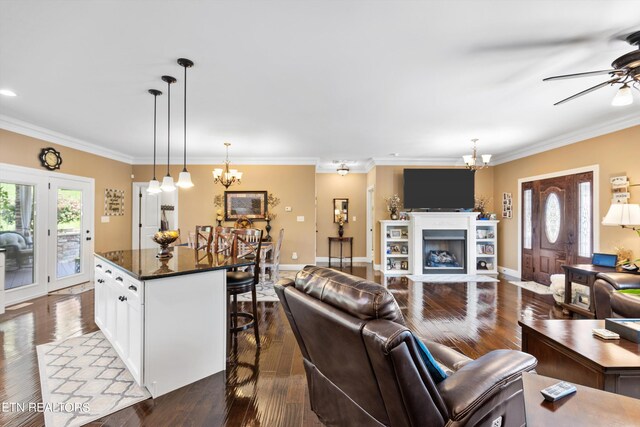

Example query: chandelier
[337,163,349,176]
[462,138,491,171]
[212,143,243,188]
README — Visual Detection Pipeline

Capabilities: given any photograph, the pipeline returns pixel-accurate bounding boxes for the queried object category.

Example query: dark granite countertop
[0,248,5,252]
[95,247,254,281]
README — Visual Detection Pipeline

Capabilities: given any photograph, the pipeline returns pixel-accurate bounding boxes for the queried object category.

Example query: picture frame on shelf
[390,229,402,239]
[484,244,494,255]
[400,245,408,255]
[400,260,408,270]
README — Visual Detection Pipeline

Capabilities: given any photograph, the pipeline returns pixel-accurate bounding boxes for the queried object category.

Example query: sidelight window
[523,189,532,249]
[578,182,591,258]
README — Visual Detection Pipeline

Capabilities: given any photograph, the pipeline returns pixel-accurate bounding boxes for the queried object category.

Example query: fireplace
[423,229,467,274]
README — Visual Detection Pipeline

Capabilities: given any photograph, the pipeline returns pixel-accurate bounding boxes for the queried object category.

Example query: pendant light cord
[167,80,171,176]
[183,64,187,172]
[153,93,157,180]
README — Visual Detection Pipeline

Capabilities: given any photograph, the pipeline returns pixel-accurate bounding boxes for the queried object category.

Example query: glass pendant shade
[481,154,492,164]
[462,155,474,166]
[161,175,176,192]
[147,179,162,194]
[611,84,633,106]
[176,171,194,188]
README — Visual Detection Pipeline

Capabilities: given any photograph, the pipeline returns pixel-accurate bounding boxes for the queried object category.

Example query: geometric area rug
[237,270,298,303]
[36,331,150,427]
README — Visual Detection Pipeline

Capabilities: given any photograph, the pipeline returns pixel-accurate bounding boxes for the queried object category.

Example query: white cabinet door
[104,280,117,341]
[94,273,107,328]
[114,284,130,360]
[126,297,143,384]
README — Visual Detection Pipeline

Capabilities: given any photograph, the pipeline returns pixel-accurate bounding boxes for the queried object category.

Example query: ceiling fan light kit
[544,30,640,106]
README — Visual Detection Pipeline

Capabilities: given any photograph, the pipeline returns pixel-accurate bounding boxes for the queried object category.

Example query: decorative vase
[152,230,179,259]
[338,224,344,237]
[390,209,399,220]
[265,219,272,241]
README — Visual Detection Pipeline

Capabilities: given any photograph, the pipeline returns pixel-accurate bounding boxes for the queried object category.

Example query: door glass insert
[544,192,561,244]
[578,182,592,257]
[0,183,36,289]
[523,189,532,249]
[56,189,82,279]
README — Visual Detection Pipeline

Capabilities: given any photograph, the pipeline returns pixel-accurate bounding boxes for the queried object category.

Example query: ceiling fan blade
[543,70,620,81]
[553,77,621,105]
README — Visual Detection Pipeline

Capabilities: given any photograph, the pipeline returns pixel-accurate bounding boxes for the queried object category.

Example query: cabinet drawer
[94,258,106,272]
[124,277,143,304]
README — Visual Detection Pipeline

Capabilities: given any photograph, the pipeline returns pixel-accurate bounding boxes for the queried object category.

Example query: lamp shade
[147,179,162,194]
[602,203,640,226]
[161,175,176,192]
[176,171,194,188]
[611,85,633,107]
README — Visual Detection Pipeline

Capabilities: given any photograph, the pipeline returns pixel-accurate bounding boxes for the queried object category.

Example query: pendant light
[160,75,177,192]
[147,89,163,194]
[176,58,194,188]
[462,138,491,171]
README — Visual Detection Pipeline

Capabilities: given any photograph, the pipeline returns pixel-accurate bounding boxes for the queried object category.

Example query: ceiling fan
[543,31,640,106]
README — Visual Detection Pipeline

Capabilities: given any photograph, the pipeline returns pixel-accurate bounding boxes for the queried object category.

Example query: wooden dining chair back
[227,228,263,351]
[214,226,236,257]
[263,228,284,282]
[195,225,214,252]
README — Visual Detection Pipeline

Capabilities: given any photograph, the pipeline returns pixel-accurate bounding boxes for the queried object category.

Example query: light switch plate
[101,216,110,223]
[285,206,292,212]
[297,216,304,222]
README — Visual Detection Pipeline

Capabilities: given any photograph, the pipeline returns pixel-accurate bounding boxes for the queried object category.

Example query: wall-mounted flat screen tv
[403,169,475,210]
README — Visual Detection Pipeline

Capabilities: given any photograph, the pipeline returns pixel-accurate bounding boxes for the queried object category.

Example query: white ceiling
[1,1,640,170]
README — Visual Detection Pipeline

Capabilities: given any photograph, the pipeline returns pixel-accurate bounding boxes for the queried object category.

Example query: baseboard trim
[279,264,311,271]
[315,257,370,263]
[373,264,382,271]
[498,266,520,279]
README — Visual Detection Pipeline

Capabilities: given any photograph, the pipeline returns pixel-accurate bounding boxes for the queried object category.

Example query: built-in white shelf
[380,220,410,276]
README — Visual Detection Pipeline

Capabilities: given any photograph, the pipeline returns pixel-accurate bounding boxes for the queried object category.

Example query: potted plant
[384,194,402,220]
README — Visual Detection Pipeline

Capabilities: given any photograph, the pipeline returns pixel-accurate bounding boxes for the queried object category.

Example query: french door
[0,164,94,304]
[47,178,93,292]
[521,172,593,285]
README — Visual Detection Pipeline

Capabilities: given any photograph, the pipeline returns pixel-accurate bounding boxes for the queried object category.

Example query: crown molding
[131,156,319,166]
[371,157,460,166]
[491,113,640,165]
[0,114,134,164]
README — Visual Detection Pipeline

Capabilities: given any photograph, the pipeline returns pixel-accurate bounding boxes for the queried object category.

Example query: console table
[519,319,640,398]
[561,264,639,318]
[522,372,640,425]
[328,237,353,268]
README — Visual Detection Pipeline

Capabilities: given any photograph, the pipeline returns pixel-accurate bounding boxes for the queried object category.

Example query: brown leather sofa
[275,266,537,427]
[609,291,640,318]
[593,272,640,319]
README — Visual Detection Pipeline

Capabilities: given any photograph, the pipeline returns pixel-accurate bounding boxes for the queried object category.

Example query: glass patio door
[48,178,93,292]
[0,169,48,305]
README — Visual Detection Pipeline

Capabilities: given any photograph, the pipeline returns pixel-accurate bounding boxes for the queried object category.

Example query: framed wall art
[104,188,125,216]
[224,191,268,220]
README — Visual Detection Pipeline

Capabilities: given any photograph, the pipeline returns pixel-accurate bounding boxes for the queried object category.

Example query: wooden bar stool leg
[227,291,232,358]
[251,282,261,347]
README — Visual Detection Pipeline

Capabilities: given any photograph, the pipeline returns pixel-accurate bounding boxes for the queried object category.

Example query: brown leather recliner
[275,266,537,427]
[593,272,640,319]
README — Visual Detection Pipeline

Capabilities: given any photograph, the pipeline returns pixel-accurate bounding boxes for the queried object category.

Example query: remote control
[540,381,577,402]
[592,328,620,340]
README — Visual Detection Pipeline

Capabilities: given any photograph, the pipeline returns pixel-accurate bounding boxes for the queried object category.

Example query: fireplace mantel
[408,212,479,276]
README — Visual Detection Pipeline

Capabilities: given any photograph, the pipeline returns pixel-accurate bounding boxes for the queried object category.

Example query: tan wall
[372,165,494,264]
[493,125,640,272]
[0,129,133,252]
[132,164,317,265]
[316,173,367,258]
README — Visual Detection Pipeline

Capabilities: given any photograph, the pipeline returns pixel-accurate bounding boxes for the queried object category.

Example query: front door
[522,172,593,284]
[48,177,93,292]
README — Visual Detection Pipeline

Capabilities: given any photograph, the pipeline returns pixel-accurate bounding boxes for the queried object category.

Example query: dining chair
[227,228,263,351]
[195,225,214,251]
[213,226,235,256]
[262,228,284,282]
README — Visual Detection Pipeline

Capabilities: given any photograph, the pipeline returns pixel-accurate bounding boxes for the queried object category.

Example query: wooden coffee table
[523,372,640,425]
[519,319,640,398]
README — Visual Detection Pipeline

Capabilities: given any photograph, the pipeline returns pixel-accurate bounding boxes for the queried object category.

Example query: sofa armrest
[418,338,472,372]
[437,349,536,421]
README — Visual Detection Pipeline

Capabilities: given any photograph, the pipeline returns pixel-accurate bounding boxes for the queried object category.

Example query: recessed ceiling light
[0,89,17,97]
[390,153,400,157]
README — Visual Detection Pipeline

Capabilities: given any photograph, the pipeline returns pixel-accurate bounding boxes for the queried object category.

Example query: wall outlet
[352,216,356,222]
[285,206,292,212]
[292,252,298,260]
[297,216,304,222]
[101,216,110,223]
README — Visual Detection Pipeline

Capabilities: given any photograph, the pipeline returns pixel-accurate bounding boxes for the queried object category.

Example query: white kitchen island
[94,247,252,398]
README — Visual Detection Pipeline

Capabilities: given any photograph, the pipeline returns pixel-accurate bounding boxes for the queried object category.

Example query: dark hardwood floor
[0,265,561,427]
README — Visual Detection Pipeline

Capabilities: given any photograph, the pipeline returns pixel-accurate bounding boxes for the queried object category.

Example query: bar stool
[226,228,262,350]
